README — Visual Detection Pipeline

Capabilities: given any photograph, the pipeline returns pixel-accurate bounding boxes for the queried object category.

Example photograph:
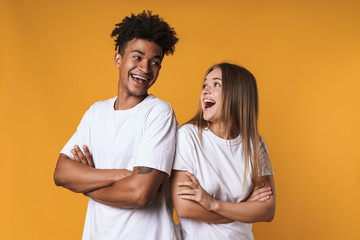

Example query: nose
[202,85,211,95]
[203,83,212,92]
[139,60,151,74]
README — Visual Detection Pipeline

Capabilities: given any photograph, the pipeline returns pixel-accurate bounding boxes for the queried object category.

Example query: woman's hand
[176,171,214,210]
[246,182,273,202]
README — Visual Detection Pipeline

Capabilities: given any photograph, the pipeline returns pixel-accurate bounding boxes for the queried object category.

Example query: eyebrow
[204,77,222,81]
[131,50,162,60]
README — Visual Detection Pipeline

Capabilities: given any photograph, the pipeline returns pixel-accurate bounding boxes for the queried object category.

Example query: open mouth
[204,99,215,109]
[131,74,149,84]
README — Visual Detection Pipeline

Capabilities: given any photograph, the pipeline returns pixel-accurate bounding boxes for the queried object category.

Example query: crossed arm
[54,145,165,208]
[84,166,165,208]
[171,170,275,224]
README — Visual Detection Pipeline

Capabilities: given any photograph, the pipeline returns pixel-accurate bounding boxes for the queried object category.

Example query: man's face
[115,38,163,98]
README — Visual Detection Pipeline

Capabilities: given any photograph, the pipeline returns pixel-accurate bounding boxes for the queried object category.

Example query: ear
[114,53,122,68]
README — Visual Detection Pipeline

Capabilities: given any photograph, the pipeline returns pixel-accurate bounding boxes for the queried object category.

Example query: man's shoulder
[86,97,116,113]
[143,94,174,115]
[91,97,116,108]
[78,97,116,122]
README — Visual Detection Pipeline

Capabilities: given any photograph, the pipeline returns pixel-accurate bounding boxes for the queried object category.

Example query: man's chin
[126,88,148,98]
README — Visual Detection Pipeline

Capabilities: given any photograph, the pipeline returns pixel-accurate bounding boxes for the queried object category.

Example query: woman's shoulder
[178,124,202,140]
[179,123,199,134]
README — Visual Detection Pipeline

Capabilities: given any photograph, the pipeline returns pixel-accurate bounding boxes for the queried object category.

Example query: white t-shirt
[61,94,181,240]
[173,124,272,240]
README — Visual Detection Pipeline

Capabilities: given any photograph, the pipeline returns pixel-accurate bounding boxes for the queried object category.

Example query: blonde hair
[187,63,269,182]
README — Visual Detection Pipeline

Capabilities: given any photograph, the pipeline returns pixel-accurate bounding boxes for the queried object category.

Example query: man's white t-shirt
[61,94,180,240]
[173,124,272,240]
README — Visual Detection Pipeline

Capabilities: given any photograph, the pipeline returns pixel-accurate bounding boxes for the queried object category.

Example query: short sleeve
[172,127,197,174]
[259,137,273,176]
[132,109,178,176]
[60,105,93,158]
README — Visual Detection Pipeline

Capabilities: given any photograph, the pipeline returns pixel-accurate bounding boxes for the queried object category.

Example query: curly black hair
[111,10,178,56]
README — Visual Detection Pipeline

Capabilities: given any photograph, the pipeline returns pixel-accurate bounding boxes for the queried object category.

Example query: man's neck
[114,93,148,110]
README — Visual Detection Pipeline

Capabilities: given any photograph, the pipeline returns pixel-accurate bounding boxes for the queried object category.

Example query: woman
[171,63,275,240]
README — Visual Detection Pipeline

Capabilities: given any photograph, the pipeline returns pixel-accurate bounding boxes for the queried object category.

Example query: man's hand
[71,145,132,182]
[71,145,95,167]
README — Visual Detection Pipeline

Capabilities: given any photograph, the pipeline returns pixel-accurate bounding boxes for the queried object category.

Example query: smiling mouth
[204,99,216,109]
[131,74,149,84]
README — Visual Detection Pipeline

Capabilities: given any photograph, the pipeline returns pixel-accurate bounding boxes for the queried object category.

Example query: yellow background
[1,0,359,239]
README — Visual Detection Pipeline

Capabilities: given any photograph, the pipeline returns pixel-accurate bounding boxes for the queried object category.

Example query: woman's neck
[209,122,237,140]
[209,123,227,139]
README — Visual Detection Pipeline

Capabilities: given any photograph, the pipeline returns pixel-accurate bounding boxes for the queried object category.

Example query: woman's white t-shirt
[173,124,272,240]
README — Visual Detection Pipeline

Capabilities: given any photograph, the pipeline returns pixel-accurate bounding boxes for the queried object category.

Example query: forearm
[209,196,275,223]
[171,170,232,223]
[85,167,165,208]
[176,172,276,223]
[54,154,127,193]
[85,177,147,208]
[209,176,276,223]
[174,199,232,223]
[85,190,137,209]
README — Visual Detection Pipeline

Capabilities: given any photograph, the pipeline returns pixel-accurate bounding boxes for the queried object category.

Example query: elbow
[172,195,198,219]
[264,212,275,222]
[132,189,156,207]
[135,195,153,207]
[175,210,188,219]
[174,206,187,218]
[263,204,276,222]
[174,204,193,219]
[54,155,68,187]
[53,168,82,193]
[53,169,64,187]
[53,164,69,188]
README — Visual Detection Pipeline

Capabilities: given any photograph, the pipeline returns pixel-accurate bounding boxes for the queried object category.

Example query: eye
[202,84,207,89]
[214,82,221,87]
[151,61,161,67]
[133,56,141,61]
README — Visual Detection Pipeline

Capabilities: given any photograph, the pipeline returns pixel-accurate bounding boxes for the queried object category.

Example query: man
[54,11,180,239]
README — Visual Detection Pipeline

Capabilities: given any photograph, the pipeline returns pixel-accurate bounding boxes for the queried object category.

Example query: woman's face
[201,67,223,124]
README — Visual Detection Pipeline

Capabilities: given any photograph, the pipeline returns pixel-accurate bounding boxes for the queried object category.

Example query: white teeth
[132,74,147,81]
[204,99,215,103]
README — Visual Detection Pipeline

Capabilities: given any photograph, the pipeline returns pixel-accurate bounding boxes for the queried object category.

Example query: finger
[177,189,196,195]
[179,195,197,202]
[177,181,194,188]
[248,188,272,202]
[185,171,200,185]
[255,191,272,200]
[124,169,132,177]
[71,149,80,162]
[258,194,271,201]
[252,186,272,196]
[83,145,95,167]
[249,194,260,201]
[75,145,87,165]
[126,170,133,177]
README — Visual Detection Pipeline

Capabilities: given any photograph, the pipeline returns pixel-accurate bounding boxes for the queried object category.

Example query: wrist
[114,169,132,181]
[114,172,124,181]
[209,198,220,212]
